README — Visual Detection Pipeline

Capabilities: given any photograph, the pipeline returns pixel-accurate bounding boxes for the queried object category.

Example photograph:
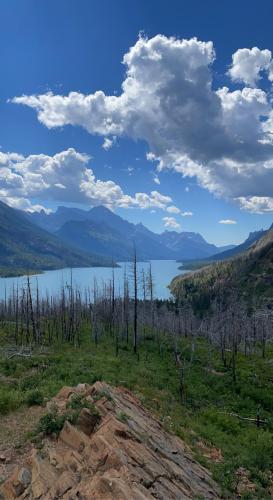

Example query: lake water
[0,260,188,301]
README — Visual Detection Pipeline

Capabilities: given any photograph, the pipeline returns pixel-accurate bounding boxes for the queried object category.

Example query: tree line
[0,256,273,391]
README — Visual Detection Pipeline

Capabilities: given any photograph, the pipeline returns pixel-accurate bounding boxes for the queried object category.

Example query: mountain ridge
[203,228,266,262]
[28,205,234,261]
[0,201,112,276]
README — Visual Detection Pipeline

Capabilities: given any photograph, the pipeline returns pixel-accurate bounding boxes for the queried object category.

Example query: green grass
[1,329,273,497]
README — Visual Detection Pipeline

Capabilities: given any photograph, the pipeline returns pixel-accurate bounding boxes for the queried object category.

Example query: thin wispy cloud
[218,219,237,225]
[181,211,193,217]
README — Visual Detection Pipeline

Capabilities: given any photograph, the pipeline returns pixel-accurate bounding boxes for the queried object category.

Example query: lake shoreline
[0,262,121,279]
[0,260,188,301]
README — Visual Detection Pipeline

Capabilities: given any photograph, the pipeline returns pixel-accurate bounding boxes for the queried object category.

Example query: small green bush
[67,393,100,416]
[37,407,65,435]
[37,406,78,436]
[93,389,114,403]
[117,411,129,423]
[25,389,44,407]
[21,376,39,391]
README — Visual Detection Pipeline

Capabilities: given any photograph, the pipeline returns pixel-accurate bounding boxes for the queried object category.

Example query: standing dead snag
[14,283,19,345]
[123,266,129,344]
[92,277,99,346]
[141,269,146,342]
[36,279,41,344]
[108,261,115,337]
[172,327,185,404]
[147,262,155,337]
[133,246,138,355]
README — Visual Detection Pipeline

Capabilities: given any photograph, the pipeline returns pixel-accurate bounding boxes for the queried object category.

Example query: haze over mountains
[0,200,269,277]
[28,205,235,261]
[0,201,110,276]
[181,228,270,269]
[205,229,268,262]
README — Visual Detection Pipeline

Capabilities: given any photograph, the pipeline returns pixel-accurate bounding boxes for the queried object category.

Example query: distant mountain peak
[91,205,113,214]
[0,200,107,273]
[27,204,235,261]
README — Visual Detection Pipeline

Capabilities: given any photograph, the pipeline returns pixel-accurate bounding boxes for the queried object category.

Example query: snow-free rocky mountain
[27,205,235,261]
[0,201,111,275]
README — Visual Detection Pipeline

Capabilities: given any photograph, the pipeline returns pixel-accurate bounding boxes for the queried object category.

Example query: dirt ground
[0,405,45,484]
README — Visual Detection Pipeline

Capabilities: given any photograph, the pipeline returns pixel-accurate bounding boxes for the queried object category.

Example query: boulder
[77,407,101,435]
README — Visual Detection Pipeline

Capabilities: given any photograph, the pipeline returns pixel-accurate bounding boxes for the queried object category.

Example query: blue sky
[1,0,273,245]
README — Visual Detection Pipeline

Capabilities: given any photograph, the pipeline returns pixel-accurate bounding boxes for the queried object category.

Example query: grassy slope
[171,229,273,313]
[0,201,111,275]
[1,329,273,497]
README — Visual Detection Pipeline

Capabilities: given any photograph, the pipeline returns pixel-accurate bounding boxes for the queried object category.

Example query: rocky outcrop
[0,382,220,499]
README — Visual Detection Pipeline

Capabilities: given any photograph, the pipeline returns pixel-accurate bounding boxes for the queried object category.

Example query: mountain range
[27,205,235,261]
[0,200,269,277]
[0,201,111,276]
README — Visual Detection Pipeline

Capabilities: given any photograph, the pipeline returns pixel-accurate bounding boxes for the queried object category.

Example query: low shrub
[0,388,21,414]
[25,389,44,407]
[117,411,129,423]
[37,406,78,436]
[67,393,100,416]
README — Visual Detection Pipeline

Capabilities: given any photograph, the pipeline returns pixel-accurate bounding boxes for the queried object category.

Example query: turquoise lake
[0,260,188,301]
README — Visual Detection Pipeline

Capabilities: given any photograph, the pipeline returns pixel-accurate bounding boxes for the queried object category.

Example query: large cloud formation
[0,147,176,213]
[12,35,273,213]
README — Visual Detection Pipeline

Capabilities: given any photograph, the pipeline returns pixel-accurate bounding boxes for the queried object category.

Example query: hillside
[2,323,273,497]
[177,230,267,272]
[1,382,219,499]
[170,228,273,313]
[0,201,110,275]
[203,229,266,262]
[29,205,231,261]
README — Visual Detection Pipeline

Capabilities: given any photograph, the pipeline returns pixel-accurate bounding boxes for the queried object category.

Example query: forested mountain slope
[203,229,267,262]
[0,201,109,275]
[170,228,273,313]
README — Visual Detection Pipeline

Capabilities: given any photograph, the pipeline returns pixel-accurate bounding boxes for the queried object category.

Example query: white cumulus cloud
[11,35,273,213]
[237,196,273,213]
[102,136,116,150]
[0,148,178,213]
[162,216,181,231]
[228,47,273,86]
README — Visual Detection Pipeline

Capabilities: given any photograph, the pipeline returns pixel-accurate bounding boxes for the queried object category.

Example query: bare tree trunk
[27,276,37,343]
[133,247,138,355]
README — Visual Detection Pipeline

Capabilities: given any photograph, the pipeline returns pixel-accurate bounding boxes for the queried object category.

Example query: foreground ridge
[1,382,220,499]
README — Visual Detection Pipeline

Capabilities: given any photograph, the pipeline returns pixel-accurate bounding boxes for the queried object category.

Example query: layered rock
[1,382,220,499]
